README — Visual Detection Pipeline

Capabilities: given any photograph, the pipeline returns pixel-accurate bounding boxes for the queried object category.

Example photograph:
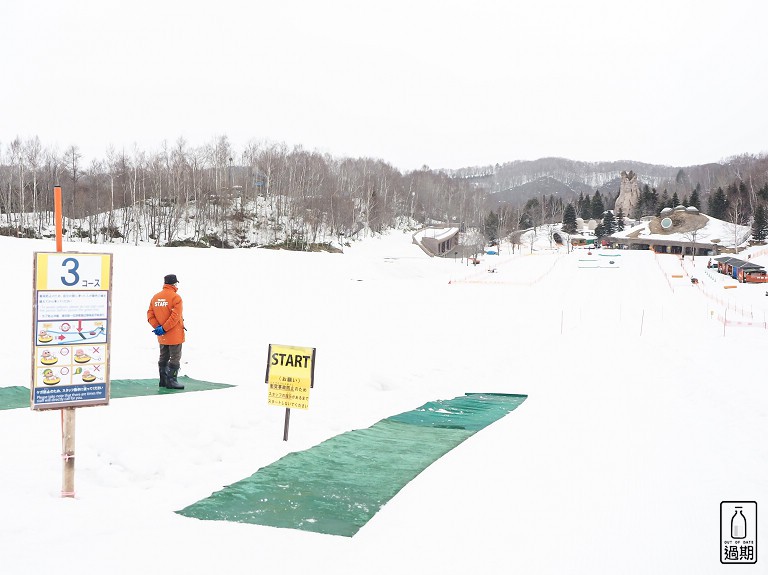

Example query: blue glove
[153,325,166,336]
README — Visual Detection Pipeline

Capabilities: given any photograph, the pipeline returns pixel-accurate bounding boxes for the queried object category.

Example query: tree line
[484,176,768,246]
[4,136,768,249]
[0,136,488,248]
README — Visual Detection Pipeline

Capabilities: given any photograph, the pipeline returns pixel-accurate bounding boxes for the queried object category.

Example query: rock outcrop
[615,170,640,216]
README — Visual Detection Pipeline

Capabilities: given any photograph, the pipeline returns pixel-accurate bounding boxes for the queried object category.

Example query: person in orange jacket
[147,274,185,389]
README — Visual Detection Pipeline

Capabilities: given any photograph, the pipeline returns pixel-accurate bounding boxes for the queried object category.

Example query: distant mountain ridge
[447,155,768,208]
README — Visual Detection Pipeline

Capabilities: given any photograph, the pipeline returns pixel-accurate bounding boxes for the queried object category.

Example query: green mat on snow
[109,376,233,398]
[0,386,32,411]
[0,376,233,410]
[176,392,527,537]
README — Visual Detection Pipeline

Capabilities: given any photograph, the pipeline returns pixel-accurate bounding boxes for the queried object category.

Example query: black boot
[158,363,168,388]
[166,363,184,390]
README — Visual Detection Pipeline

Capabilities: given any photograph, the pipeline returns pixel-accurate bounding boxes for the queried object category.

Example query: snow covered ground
[1,230,766,574]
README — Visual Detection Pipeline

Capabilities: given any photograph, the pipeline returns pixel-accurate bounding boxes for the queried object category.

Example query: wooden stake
[54,186,76,497]
[61,407,76,497]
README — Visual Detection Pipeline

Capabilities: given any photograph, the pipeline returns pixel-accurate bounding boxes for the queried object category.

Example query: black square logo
[721,501,757,564]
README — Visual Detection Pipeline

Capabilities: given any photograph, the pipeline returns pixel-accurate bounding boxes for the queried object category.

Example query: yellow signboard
[265,344,315,410]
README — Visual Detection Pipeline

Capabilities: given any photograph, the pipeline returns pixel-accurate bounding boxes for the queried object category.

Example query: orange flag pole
[53,185,76,497]
[54,185,63,252]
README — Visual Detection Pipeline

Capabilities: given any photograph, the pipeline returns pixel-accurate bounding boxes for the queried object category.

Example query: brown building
[414,227,461,257]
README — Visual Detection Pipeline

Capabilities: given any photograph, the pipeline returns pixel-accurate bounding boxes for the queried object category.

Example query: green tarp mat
[176,392,527,537]
[0,386,32,411]
[0,376,233,410]
[108,376,233,398]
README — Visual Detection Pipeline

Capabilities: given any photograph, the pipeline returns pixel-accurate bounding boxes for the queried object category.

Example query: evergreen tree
[671,192,680,207]
[640,184,652,210]
[638,185,656,217]
[591,191,605,219]
[659,190,670,213]
[616,207,626,231]
[601,211,617,235]
[562,203,578,234]
[752,204,768,241]
[708,187,729,219]
[689,187,701,210]
[581,195,592,220]
[484,210,500,242]
[594,223,606,238]
[520,198,540,229]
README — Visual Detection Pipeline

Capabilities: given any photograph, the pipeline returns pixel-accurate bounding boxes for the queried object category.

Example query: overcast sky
[3,0,767,171]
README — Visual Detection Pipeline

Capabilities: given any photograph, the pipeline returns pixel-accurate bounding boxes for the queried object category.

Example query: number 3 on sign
[60,257,80,286]
[35,253,111,291]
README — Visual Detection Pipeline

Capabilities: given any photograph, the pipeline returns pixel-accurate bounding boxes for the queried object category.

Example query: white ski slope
[1,231,766,574]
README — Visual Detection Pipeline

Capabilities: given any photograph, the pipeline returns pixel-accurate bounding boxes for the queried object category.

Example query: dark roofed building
[714,256,767,283]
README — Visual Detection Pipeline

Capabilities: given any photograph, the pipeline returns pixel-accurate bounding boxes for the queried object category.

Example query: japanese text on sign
[265,344,315,410]
[32,252,113,410]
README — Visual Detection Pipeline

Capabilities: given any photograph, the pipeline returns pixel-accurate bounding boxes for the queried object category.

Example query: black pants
[158,343,183,371]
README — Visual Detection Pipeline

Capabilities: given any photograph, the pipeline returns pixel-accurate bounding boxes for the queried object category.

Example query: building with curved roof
[607,205,751,255]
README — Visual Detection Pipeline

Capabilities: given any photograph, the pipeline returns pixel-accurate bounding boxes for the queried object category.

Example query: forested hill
[1,136,767,249]
[446,155,768,208]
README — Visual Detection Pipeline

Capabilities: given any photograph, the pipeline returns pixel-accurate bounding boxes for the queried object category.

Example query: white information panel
[32,252,113,410]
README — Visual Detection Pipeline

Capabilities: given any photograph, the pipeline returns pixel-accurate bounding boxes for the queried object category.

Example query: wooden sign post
[33,186,113,497]
[61,407,76,497]
[56,185,74,498]
[283,408,291,442]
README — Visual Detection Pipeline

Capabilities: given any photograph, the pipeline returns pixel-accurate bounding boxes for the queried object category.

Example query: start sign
[265,344,315,410]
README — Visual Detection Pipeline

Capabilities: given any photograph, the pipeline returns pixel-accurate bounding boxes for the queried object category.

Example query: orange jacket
[147,284,185,345]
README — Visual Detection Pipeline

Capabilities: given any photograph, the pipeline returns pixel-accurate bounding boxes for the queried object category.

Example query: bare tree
[24,137,43,234]
[527,227,538,253]
[63,145,82,222]
[0,132,491,248]
[9,138,24,230]
[460,228,485,260]
[727,198,751,249]
[681,227,708,264]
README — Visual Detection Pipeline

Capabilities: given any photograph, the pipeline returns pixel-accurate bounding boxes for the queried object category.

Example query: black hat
[164,274,179,285]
